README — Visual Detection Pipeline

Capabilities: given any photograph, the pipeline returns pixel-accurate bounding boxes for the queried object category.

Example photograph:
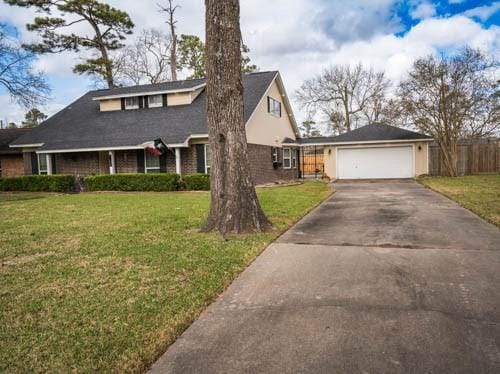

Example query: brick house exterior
[0,128,32,178]
[11,72,301,185]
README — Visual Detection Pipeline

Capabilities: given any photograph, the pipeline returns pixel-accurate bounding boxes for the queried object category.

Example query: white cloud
[1,0,499,125]
[463,2,500,22]
[410,1,437,20]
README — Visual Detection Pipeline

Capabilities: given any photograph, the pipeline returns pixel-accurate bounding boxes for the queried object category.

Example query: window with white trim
[145,151,160,173]
[291,149,297,169]
[283,148,291,169]
[125,97,139,109]
[205,144,211,174]
[38,154,48,175]
[271,147,279,163]
[148,94,163,108]
[268,96,281,118]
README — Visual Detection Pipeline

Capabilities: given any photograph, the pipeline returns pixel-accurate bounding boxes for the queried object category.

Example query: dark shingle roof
[0,128,32,154]
[292,123,432,145]
[12,71,278,151]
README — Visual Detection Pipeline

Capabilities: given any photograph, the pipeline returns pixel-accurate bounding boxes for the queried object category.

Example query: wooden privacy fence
[428,139,500,176]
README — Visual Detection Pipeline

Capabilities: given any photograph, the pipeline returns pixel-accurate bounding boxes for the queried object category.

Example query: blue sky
[1,0,499,125]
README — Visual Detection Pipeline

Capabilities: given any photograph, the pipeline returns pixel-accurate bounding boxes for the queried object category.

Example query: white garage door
[337,146,414,179]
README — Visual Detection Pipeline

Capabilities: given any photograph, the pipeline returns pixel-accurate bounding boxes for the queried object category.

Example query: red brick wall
[0,154,25,177]
[55,152,100,176]
[115,150,138,173]
[247,143,299,185]
[165,146,198,174]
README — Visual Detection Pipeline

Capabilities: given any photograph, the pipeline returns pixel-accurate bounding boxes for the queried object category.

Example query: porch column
[175,148,182,174]
[46,154,53,175]
[109,151,116,174]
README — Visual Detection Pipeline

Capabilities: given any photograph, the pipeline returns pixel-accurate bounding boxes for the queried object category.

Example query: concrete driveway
[150,180,500,373]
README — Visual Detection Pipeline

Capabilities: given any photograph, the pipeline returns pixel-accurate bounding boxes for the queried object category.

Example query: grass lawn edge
[145,182,335,370]
[417,176,500,228]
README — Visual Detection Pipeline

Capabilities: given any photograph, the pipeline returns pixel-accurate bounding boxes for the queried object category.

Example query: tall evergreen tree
[4,0,134,88]
[22,108,47,128]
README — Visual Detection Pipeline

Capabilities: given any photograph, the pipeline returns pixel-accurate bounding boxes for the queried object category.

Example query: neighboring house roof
[288,123,433,146]
[0,128,32,154]
[12,71,281,151]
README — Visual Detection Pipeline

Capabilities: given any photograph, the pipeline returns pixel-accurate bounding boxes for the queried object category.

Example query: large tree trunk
[202,0,272,235]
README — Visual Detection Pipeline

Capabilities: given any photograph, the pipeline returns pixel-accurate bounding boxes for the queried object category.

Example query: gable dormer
[93,83,205,112]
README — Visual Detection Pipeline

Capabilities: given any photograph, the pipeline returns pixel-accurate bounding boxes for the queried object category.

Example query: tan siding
[324,146,336,179]
[415,142,429,176]
[245,80,296,147]
[100,99,121,112]
[167,92,191,106]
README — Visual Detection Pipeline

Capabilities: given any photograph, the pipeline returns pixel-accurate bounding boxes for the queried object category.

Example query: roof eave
[92,83,207,101]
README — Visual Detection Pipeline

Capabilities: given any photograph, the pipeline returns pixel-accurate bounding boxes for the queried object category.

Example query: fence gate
[300,146,324,179]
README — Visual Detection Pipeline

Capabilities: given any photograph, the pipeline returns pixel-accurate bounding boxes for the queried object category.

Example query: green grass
[419,174,500,227]
[0,181,331,373]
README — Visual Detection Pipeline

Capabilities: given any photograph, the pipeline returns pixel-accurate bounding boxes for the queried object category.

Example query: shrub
[182,173,210,191]
[84,173,181,192]
[0,175,76,192]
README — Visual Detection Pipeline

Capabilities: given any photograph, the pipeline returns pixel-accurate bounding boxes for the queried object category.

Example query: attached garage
[283,123,433,180]
[337,145,414,179]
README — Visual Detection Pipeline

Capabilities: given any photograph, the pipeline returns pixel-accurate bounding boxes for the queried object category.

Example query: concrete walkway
[150,181,500,373]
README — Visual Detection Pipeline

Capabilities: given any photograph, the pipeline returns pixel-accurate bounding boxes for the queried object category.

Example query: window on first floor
[283,148,291,169]
[271,147,279,163]
[291,149,297,169]
[145,151,160,173]
[38,154,48,175]
[125,96,139,110]
[148,94,163,108]
[205,144,211,174]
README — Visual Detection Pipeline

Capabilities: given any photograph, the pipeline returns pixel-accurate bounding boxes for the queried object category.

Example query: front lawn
[0,181,331,373]
[419,174,500,227]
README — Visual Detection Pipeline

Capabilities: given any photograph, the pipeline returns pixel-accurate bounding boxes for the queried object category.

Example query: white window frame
[283,147,291,169]
[148,94,163,108]
[38,154,48,175]
[271,147,279,163]
[144,151,160,173]
[268,96,281,118]
[124,97,139,110]
[291,149,297,169]
[204,144,211,174]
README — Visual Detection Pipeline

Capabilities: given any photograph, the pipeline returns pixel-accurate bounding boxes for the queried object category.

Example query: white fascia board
[293,138,434,147]
[9,143,44,148]
[92,83,206,101]
[167,134,208,148]
[37,145,144,154]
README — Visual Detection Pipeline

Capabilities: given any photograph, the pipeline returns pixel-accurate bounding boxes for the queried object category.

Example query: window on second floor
[268,96,281,118]
[148,94,163,108]
[125,97,139,110]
